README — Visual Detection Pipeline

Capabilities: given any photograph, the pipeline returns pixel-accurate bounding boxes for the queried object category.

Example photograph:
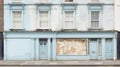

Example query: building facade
[4,0,117,60]
[0,0,3,60]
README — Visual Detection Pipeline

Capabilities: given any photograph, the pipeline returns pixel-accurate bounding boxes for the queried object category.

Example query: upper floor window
[38,0,49,3]
[64,11,74,29]
[12,11,22,29]
[91,0,99,3]
[65,0,73,2]
[12,0,22,3]
[39,12,48,29]
[91,11,100,28]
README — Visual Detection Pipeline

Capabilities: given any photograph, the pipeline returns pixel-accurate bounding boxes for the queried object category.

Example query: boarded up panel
[56,39,87,55]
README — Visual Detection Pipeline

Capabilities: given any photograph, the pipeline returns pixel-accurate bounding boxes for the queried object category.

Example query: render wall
[4,0,114,31]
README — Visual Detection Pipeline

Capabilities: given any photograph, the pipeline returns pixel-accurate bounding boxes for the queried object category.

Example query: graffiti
[56,39,87,55]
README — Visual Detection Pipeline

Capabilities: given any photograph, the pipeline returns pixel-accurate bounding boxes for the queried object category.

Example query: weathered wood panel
[56,39,87,55]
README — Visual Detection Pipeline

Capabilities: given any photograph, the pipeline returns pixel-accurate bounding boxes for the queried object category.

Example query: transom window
[39,12,48,29]
[91,11,100,28]
[13,11,22,29]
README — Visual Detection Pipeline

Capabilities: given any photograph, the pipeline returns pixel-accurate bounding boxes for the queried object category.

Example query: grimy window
[65,0,73,2]
[65,11,74,29]
[91,11,100,28]
[39,12,48,29]
[13,11,22,29]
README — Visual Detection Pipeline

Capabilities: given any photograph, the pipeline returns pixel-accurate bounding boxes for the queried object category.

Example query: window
[13,11,22,29]
[39,0,48,3]
[91,11,100,28]
[64,11,74,29]
[39,12,48,29]
[91,0,99,3]
[65,0,73,2]
[12,0,22,3]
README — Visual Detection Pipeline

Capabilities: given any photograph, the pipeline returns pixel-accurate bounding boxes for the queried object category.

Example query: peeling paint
[56,39,87,55]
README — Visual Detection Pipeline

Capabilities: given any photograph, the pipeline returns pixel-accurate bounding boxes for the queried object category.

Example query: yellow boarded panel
[56,39,87,55]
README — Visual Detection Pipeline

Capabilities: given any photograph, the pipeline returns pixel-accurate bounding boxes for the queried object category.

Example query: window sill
[62,28,77,31]
[9,29,25,31]
[88,27,103,31]
[36,29,51,31]
[62,2,77,5]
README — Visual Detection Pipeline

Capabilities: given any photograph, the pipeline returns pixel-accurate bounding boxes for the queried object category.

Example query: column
[35,38,39,60]
[113,37,117,60]
[47,38,51,60]
[102,38,105,60]
[52,38,56,60]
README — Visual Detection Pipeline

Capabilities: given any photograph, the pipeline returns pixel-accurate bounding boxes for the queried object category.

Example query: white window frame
[11,10,24,29]
[63,10,75,29]
[89,10,102,29]
[37,11,50,29]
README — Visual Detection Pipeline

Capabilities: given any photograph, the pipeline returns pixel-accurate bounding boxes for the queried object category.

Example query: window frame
[11,10,24,29]
[63,10,75,29]
[89,10,102,29]
[37,11,50,29]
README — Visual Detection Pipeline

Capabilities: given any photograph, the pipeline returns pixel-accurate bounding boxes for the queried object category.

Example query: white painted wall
[115,0,120,31]
[4,0,114,31]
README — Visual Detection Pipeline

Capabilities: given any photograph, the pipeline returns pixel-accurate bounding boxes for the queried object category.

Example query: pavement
[0,60,120,66]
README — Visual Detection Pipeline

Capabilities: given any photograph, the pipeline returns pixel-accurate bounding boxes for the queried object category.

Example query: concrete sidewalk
[0,60,119,66]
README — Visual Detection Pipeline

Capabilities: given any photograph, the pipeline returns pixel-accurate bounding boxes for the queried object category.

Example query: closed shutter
[13,11,22,29]
[91,11,99,28]
[65,11,73,29]
[39,12,48,29]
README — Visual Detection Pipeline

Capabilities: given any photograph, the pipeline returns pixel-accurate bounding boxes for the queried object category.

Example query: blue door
[39,39,48,60]
[105,39,113,59]
[89,39,98,59]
